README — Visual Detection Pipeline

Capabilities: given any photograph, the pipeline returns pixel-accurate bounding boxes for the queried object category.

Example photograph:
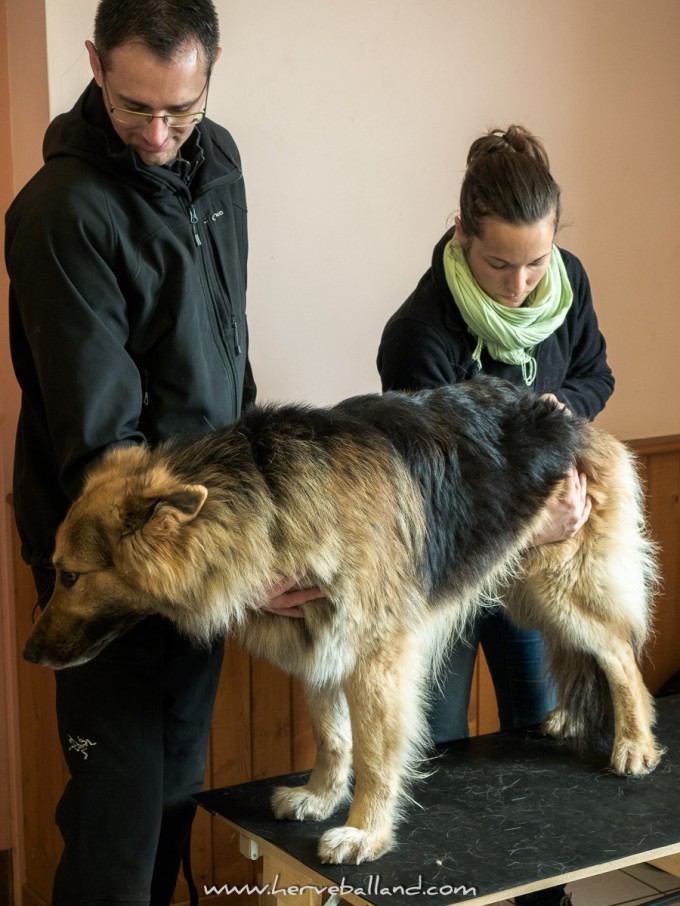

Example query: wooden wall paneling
[628,441,680,693]
[12,547,65,906]
[476,650,500,736]
[210,638,255,877]
[250,659,295,781]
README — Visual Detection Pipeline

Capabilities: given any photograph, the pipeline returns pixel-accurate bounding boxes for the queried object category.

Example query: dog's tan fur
[24,381,661,864]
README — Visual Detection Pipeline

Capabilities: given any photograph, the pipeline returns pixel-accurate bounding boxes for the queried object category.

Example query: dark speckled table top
[196,695,680,905]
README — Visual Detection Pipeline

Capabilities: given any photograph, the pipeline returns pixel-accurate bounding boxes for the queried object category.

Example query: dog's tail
[544,647,616,752]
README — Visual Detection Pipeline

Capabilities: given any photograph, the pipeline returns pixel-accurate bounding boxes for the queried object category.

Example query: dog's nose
[23,642,41,664]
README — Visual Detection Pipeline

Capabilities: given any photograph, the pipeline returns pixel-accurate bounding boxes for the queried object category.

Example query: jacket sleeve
[377,316,458,393]
[549,256,614,420]
[7,187,146,501]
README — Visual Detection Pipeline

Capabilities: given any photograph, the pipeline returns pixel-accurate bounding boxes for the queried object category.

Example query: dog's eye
[60,571,80,589]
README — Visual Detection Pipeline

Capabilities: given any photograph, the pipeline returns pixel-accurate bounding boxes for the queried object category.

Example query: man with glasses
[6,1,316,903]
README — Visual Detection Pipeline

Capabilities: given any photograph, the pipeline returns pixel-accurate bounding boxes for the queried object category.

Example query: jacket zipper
[185,199,241,410]
[196,205,242,359]
[188,205,202,247]
[231,315,242,356]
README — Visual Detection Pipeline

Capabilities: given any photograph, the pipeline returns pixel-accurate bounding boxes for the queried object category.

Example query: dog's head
[23,446,210,670]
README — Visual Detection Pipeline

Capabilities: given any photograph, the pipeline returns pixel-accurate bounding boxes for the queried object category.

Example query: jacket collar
[42,80,210,198]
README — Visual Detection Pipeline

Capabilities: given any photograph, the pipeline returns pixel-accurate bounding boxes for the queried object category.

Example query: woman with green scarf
[377,125,613,906]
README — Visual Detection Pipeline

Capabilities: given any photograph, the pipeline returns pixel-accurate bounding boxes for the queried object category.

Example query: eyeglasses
[102,77,210,129]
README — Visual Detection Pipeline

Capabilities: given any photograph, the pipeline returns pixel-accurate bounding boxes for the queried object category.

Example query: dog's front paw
[271,784,346,822]
[611,738,664,776]
[318,825,392,864]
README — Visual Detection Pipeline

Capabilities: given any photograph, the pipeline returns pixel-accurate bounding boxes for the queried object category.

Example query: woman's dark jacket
[6,81,254,566]
[378,228,614,417]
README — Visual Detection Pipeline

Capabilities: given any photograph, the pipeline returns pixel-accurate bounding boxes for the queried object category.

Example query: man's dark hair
[93,0,220,71]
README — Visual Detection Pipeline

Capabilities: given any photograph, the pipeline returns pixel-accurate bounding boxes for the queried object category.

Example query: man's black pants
[32,568,224,906]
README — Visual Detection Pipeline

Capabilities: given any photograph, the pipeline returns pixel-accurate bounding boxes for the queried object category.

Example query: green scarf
[442,234,573,386]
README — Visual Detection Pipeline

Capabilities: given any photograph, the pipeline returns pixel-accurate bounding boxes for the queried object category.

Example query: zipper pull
[189,205,202,247]
[143,370,150,406]
[232,316,242,355]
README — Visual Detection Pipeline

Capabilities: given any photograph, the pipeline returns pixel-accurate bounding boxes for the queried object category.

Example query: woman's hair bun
[467,125,550,170]
[459,125,560,238]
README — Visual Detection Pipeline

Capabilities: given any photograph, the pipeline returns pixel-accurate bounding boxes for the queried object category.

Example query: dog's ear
[151,485,208,523]
[122,484,208,536]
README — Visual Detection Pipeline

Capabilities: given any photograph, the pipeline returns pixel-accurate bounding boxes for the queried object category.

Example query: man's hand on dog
[259,574,322,618]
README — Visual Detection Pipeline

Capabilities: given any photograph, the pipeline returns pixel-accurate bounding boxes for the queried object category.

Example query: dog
[23,376,661,864]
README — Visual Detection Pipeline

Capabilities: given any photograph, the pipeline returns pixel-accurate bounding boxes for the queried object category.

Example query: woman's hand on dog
[531,464,592,546]
[541,392,566,411]
[259,574,323,618]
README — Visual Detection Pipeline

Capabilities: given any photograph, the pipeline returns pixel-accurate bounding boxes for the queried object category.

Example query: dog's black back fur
[160,377,581,607]
[334,379,582,600]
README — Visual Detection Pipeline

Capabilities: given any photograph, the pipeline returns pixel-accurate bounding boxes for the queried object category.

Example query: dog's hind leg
[507,545,661,777]
[317,631,429,864]
[271,682,352,822]
[548,628,660,776]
